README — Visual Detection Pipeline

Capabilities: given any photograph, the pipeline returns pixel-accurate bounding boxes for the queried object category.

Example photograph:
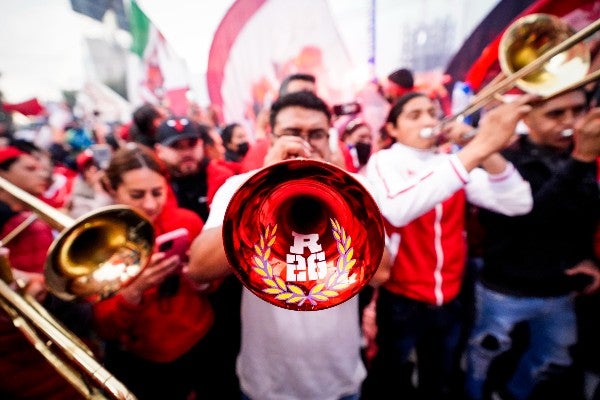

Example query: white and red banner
[206,0,354,126]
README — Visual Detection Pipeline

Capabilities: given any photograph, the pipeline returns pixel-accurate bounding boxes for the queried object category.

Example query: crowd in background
[0,62,598,400]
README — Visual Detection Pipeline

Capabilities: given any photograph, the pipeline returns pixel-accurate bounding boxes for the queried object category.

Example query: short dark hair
[386,92,428,126]
[278,73,316,97]
[130,103,161,147]
[132,103,160,133]
[387,68,414,89]
[269,91,331,129]
[198,124,213,146]
[220,123,240,146]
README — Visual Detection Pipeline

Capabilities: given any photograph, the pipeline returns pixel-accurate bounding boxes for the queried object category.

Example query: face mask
[236,142,249,157]
[355,142,372,166]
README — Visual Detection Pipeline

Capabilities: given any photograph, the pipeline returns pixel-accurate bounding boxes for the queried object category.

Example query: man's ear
[385,122,396,137]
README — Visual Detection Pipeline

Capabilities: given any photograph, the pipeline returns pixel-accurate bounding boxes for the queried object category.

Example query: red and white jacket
[366,143,532,305]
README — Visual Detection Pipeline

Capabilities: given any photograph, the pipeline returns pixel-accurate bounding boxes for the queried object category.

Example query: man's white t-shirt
[205,170,366,400]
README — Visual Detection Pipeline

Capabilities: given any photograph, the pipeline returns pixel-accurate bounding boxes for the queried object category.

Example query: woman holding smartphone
[92,143,218,400]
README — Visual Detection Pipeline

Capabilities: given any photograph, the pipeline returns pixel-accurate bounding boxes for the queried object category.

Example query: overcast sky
[0,0,497,103]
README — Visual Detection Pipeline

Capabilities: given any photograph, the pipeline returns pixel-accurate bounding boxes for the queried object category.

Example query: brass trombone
[0,174,155,399]
[422,14,600,138]
[0,254,135,399]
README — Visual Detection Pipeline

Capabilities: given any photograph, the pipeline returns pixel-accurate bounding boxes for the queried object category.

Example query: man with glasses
[187,91,390,400]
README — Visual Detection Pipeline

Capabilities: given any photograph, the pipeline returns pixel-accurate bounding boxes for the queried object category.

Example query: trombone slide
[0,279,136,399]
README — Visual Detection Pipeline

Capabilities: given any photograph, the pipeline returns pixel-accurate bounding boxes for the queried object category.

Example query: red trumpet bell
[223,159,385,311]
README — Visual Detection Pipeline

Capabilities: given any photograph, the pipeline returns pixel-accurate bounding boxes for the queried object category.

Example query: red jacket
[240,138,270,172]
[93,205,214,363]
[0,207,83,399]
[206,159,235,206]
[0,316,85,399]
[0,210,54,274]
[383,190,468,306]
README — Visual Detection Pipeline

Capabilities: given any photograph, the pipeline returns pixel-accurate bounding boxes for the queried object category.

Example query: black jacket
[478,135,600,297]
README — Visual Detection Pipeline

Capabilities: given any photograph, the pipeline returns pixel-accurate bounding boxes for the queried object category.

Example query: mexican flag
[127,0,190,116]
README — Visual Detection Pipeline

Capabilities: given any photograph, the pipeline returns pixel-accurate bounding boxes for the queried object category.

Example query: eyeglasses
[273,128,329,141]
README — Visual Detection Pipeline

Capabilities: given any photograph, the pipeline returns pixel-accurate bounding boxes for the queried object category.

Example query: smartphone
[332,102,361,116]
[154,228,190,263]
[90,144,112,170]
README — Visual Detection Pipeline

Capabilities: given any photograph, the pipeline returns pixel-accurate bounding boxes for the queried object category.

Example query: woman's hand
[119,252,181,305]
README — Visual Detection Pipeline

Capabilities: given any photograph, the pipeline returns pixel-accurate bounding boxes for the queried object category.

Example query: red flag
[2,98,45,116]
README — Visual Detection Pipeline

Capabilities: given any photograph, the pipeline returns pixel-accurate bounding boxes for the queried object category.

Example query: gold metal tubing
[0,254,137,399]
[0,213,37,247]
[0,280,136,399]
[0,172,155,302]
[0,176,73,231]
[542,68,600,102]
[450,17,600,122]
[0,290,104,399]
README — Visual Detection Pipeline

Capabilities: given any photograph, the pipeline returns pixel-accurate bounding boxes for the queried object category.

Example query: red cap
[0,146,25,164]
[76,149,94,172]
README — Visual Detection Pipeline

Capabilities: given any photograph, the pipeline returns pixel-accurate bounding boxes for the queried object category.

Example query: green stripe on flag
[129,0,150,57]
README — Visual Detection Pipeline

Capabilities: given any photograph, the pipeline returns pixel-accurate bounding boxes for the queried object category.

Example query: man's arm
[369,247,392,288]
[456,94,534,172]
[186,171,251,283]
[187,226,232,282]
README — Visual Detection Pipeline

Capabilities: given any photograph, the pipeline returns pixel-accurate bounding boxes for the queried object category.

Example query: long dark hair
[105,143,181,297]
[104,143,168,191]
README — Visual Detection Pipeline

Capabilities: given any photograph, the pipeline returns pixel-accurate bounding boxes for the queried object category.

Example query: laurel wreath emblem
[252,218,356,307]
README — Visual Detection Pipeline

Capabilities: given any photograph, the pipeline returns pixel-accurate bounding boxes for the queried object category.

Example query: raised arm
[456,94,534,172]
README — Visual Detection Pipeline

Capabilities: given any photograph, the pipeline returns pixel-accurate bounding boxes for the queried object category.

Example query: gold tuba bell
[223,159,385,311]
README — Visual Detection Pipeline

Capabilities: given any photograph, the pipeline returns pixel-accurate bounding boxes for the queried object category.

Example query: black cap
[387,68,414,89]
[155,117,200,146]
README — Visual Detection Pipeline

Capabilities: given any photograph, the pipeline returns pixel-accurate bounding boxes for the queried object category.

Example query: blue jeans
[241,392,359,400]
[465,283,576,400]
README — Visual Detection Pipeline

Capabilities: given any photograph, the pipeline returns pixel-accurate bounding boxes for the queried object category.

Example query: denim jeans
[241,392,359,400]
[464,283,576,400]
